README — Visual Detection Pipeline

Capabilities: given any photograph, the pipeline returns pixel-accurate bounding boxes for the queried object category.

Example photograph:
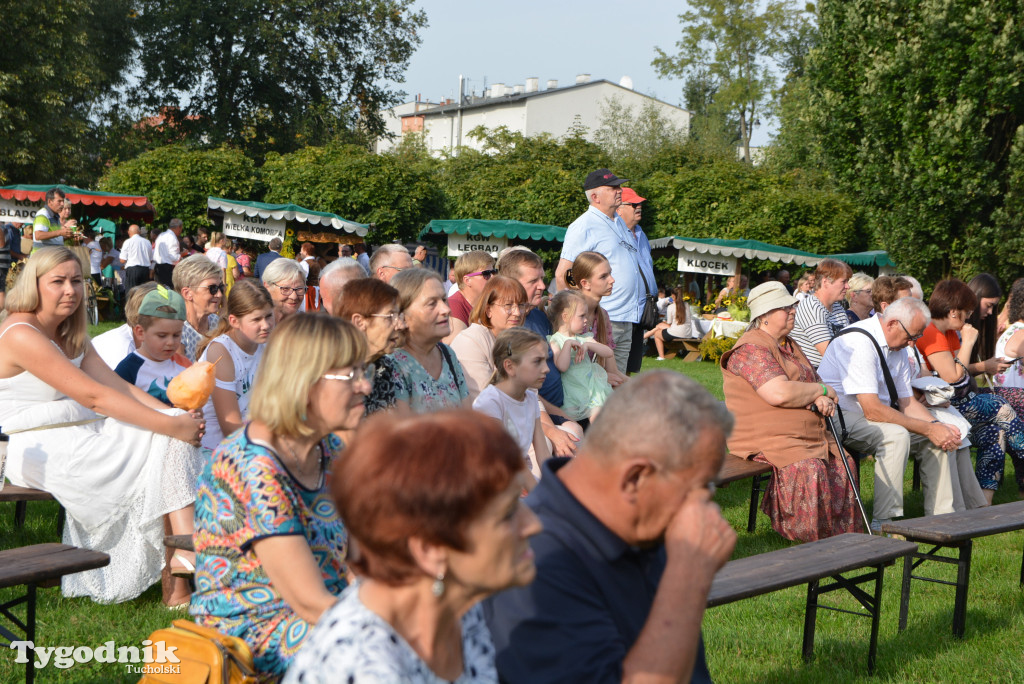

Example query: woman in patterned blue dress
[190,313,372,680]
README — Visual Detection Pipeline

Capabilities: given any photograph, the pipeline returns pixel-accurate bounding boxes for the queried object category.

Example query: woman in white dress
[0,247,204,605]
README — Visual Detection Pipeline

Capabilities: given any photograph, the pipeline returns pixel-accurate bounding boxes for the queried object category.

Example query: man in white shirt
[119,224,154,293]
[153,218,183,287]
[817,297,963,531]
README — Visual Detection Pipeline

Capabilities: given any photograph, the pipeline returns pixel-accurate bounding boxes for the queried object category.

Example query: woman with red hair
[285,410,542,683]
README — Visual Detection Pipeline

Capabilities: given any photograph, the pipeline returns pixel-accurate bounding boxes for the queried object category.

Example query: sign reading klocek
[677,249,738,276]
[0,198,43,222]
[222,212,286,242]
[447,233,508,258]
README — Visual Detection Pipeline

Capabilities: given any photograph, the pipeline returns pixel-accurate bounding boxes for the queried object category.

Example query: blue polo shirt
[483,458,713,684]
[561,206,655,324]
[522,307,564,409]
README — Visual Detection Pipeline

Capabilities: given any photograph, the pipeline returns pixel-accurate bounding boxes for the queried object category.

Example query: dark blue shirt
[522,307,564,409]
[483,458,713,684]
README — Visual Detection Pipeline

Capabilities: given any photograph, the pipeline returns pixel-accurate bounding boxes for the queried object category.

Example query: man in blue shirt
[556,169,652,375]
[254,237,284,282]
[484,371,736,684]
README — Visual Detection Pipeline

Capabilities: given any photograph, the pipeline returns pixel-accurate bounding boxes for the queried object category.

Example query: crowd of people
[1,172,1022,682]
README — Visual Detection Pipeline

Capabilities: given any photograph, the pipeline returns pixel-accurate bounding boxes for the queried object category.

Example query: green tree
[809,0,1024,284]
[133,0,427,158]
[594,97,690,178]
[99,145,259,234]
[262,143,443,243]
[654,0,791,162]
[0,0,135,184]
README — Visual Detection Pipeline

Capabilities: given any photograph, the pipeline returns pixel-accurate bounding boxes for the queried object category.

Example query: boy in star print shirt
[116,285,191,405]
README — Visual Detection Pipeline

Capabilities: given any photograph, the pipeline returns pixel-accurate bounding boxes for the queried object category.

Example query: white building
[375,75,692,155]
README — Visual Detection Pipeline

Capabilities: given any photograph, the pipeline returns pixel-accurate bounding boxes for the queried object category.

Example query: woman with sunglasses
[444,250,496,343]
[262,257,307,324]
[191,313,370,679]
[172,254,225,362]
[450,275,530,401]
[336,278,407,415]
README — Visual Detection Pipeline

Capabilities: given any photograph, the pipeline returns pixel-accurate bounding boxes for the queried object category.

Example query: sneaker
[656,357,666,361]
[869,518,892,534]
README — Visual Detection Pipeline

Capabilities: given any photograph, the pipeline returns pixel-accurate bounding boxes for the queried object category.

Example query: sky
[389,0,776,146]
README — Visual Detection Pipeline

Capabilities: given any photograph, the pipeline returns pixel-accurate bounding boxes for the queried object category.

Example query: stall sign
[677,249,737,276]
[0,198,43,223]
[447,233,508,257]
[222,212,286,242]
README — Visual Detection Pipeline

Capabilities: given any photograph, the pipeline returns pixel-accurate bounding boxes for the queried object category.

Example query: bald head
[128,224,140,236]
[320,258,368,315]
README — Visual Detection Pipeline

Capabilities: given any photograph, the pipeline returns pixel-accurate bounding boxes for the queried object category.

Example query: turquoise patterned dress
[547,331,613,421]
[190,426,347,680]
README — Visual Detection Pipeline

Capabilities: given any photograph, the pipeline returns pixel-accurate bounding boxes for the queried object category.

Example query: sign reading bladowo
[677,249,738,276]
[222,212,286,242]
[447,233,508,258]
[0,198,43,222]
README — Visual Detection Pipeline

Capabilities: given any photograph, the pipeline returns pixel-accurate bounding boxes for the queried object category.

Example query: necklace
[277,438,323,480]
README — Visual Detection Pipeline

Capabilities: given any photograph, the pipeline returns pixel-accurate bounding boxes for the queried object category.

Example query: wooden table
[881,500,1024,638]
[708,533,918,674]
[0,544,110,684]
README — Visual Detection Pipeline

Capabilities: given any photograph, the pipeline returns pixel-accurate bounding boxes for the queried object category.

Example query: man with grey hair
[901,274,925,300]
[818,297,965,531]
[153,218,183,287]
[255,236,284,282]
[484,371,736,684]
[368,243,413,284]
[319,258,367,315]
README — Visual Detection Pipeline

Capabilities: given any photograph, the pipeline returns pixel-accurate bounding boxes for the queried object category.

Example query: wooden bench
[659,337,703,362]
[716,456,772,532]
[0,544,110,684]
[164,534,195,553]
[881,500,1024,638]
[0,484,65,536]
[708,532,918,674]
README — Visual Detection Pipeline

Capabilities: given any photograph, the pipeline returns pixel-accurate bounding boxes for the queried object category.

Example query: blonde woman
[0,247,204,604]
[173,254,224,361]
[191,313,370,679]
[444,250,496,343]
[844,272,875,323]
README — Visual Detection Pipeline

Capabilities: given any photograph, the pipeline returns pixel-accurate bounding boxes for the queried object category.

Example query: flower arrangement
[698,335,737,363]
[728,295,750,323]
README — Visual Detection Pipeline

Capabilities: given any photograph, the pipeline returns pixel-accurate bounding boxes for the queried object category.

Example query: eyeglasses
[323,364,375,385]
[897,320,923,342]
[381,265,406,273]
[494,302,528,315]
[198,284,224,295]
[273,284,307,296]
[370,312,405,324]
[466,269,497,280]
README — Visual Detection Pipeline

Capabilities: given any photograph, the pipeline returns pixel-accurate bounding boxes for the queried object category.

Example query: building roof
[399,79,690,119]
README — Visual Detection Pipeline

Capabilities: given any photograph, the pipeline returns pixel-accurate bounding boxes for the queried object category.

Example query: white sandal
[170,553,196,578]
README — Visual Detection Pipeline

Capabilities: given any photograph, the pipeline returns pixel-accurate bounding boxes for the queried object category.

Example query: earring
[431,572,445,598]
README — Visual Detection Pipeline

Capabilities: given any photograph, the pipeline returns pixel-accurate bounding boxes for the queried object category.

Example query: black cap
[582,169,629,191]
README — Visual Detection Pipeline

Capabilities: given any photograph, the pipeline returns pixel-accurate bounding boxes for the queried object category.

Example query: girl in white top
[197,280,275,451]
[995,280,1024,389]
[472,328,552,485]
[644,286,694,360]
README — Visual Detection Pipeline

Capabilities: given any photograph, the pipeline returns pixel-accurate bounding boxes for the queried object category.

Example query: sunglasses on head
[467,269,498,280]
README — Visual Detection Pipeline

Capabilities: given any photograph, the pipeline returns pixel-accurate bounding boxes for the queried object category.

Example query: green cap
[138,285,187,320]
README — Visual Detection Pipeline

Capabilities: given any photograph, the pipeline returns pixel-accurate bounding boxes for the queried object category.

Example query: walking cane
[823,413,873,535]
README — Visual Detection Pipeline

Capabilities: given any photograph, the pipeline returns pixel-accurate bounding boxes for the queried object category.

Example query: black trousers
[154,263,174,288]
[124,265,151,294]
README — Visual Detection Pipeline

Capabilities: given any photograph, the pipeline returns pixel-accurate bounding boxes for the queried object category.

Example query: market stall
[649,236,823,276]
[206,197,369,251]
[0,184,155,224]
[827,250,898,275]
[420,219,566,258]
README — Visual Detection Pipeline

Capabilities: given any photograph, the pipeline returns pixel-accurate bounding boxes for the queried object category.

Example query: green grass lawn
[1,355,1021,681]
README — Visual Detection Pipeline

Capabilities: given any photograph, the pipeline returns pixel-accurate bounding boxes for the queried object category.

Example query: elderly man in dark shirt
[484,370,736,683]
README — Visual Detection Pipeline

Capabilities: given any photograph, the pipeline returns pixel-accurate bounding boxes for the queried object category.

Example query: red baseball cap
[621,187,646,204]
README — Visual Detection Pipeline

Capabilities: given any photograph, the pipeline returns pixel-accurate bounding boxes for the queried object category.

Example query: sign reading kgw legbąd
[447,233,508,258]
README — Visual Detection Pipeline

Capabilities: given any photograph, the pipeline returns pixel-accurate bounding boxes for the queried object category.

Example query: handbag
[637,269,660,331]
[948,358,980,401]
[138,619,257,684]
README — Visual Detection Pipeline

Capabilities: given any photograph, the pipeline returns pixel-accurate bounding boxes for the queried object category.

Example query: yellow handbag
[138,619,258,684]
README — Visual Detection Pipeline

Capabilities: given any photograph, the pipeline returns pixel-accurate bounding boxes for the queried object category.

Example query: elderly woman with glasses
[444,250,496,343]
[262,257,307,324]
[173,254,225,361]
[191,313,371,679]
[721,281,859,542]
[336,278,407,415]
[450,275,530,401]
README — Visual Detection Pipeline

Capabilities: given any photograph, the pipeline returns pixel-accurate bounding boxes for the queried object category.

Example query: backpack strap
[834,327,901,410]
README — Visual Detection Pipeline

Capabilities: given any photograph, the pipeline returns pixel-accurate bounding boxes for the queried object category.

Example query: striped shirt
[791,295,848,367]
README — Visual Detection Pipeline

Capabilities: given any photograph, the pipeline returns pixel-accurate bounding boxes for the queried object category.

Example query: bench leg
[867,565,884,675]
[952,540,972,639]
[747,474,765,533]
[912,457,920,491]
[57,505,66,538]
[14,501,26,529]
[0,582,37,684]
[802,579,819,664]
[898,554,912,632]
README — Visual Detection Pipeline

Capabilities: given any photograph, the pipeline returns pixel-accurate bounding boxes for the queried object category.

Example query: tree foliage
[98,145,259,235]
[654,0,792,161]
[133,0,427,158]
[0,0,134,184]
[261,143,443,243]
[808,0,1024,285]
[594,98,690,178]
